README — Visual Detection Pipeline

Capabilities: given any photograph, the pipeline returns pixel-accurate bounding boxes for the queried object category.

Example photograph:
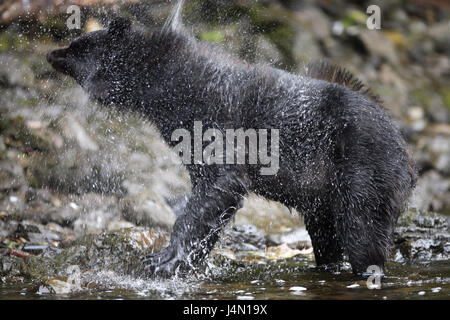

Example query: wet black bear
[47,14,416,277]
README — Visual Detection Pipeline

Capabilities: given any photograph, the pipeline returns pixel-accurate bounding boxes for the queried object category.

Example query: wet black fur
[47,17,416,277]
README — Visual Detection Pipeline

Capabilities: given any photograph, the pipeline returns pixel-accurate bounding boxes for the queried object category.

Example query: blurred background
[0,0,449,299]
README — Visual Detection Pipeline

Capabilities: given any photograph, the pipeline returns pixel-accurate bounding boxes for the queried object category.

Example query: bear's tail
[305,60,382,105]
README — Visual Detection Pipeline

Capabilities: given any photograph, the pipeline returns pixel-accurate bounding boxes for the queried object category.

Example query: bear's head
[47,18,144,105]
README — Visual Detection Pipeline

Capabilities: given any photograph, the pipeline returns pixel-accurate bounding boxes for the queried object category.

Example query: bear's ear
[108,17,132,37]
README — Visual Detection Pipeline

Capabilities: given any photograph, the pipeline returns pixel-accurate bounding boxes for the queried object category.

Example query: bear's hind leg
[333,177,397,275]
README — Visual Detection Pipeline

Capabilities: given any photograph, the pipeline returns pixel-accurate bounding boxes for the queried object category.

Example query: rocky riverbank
[0,0,449,297]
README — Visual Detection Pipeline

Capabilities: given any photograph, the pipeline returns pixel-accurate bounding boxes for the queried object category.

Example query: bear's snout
[47,48,69,74]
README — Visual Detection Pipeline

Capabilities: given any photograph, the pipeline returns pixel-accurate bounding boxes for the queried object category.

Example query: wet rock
[0,227,169,281]
[427,136,450,175]
[294,7,331,40]
[0,54,35,88]
[107,220,135,232]
[45,222,67,235]
[0,136,5,155]
[427,22,450,56]
[16,193,114,235]
[14,220,41,239]
[72,195,119,235]
[359,30,399,65]
[407,106,427,132]
[268,227,312,249]
[0,220,7,239]
[14,220,63,243]
[262,243,312,260]
[0,256,20,276]
[0,192,25,213]
[214,243,312,264]
[220,224,266,252]
[22,244,49,255]
[234,194,303,235]
[376,63,409,117]
[394,209,450,261]
[120,189,176,229]
[293,31,321,64]
[25,188,53,207]
[59,116,99,151]
[41,278,77,295]
[427,95,449,124]
[73,212,109,235]
[32,207,79,227]
[254,35,283,67]
[409,170,450,213]
[0,219,18,239]
[0,160,26,191]
[0,115,60,153]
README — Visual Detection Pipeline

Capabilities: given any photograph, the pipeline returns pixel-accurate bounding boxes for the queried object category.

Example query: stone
[120,189,176,229]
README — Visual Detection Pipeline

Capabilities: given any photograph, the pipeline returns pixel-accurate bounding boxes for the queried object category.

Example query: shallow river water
[1,256,448,300]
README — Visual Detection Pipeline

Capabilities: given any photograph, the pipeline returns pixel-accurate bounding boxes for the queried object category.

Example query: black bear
[47,8,416,277]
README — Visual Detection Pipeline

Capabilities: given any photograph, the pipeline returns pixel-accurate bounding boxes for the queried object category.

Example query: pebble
[289,286,307,291]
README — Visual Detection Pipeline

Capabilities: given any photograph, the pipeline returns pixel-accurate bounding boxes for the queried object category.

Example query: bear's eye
[69,40,91,56]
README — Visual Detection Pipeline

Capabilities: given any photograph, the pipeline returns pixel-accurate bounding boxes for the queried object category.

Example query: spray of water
[163,0,185,32]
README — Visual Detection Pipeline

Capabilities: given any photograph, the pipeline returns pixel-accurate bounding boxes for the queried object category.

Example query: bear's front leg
[144,169,249,278]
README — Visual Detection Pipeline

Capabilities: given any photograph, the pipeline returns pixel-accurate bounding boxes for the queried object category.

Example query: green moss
[441,88,450,110]
[342,9,367,27]
[0,116,54,153]
[0,32,26,53]
[413,88,432,108]
[267,26,296,69]
[199,30,225,43]
[247,5,297,69]
[16,96,38,108]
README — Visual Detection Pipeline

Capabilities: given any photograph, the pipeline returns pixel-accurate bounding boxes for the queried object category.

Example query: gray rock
[59,116,98,151]
[429,136,450,175]
[0,227,169,281]
[0,54,35,88]
[427,22,450,56]
[359,30,399,65]
[293,31,321,63]
[394,209,450,261]
[73,210,112,235]
[220,224,266,251]
[427,95,449,124]
[0,160,26,191]
[120,189,176,229]
[255,35,283,67]
[107,220,135,232]
[0,136,5,154]
[72,194,121,235]
[409,170,450,213]
[234,194,303,236]
[268,227,312,249]
[14,220,63,243]
[294,8,331,40]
